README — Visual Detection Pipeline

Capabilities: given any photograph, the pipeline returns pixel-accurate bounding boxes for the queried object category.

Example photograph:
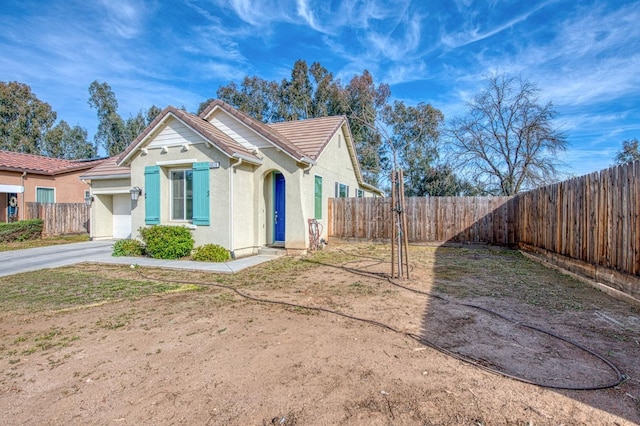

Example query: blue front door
[274,173,286,242]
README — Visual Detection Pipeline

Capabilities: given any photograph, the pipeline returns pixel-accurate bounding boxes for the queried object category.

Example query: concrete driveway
[0,240,116,277]
[0,240,281,277]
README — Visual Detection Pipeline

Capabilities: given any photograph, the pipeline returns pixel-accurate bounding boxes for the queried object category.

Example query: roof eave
[79,173,131,181]
[231,153,262,165]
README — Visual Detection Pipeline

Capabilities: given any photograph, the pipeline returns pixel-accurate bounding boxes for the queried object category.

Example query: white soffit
[0,184,24,193]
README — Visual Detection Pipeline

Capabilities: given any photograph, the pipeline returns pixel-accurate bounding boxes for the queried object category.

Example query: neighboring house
[0,150,105,223]
[81,100,383,256]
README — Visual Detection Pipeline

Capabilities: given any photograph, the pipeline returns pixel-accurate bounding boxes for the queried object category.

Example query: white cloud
[98,0,147,39]
[440,2,551,49]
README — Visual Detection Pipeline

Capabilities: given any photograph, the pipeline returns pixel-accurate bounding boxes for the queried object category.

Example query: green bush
[0,219,43,243]
[138,225,194,259]
[112,239,145,257]
[192,244,230,262]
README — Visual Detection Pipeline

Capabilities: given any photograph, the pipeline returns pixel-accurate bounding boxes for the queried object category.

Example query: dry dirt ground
[1,242,639,425]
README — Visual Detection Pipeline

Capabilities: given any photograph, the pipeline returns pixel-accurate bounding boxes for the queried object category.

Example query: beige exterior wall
[0,169,91,222]
[300,125,378,242]
[129,138,232,249]
[89,178,131,239]
[85,113,380,255]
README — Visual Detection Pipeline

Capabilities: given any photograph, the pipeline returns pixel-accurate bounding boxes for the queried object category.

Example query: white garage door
[112,194,132,239]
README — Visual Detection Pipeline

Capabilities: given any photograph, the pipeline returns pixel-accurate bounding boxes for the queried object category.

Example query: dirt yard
[0,242,639,425]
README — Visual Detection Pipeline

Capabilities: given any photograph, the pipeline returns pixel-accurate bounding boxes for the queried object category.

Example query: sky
[0,0,638,177]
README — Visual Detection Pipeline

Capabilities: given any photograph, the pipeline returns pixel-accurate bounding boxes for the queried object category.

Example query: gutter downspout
[20,172,26,220]
[229,158,243,258]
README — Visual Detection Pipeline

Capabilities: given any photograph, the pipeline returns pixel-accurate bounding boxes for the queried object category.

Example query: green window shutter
[314,175,322,219]
[192,162,210,226]
[144,165,160,225]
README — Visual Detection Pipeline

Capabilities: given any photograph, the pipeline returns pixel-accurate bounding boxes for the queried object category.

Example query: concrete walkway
[0,240,281,277]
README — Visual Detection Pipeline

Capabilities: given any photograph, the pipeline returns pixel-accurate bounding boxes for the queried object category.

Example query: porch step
[258,247,287,256]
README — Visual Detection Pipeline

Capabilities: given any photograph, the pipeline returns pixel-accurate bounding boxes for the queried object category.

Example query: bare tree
[448,74,567,195]
[614,138,640,165]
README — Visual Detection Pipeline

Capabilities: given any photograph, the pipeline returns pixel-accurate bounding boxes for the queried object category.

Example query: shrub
[0,219,43,243]
[112,239,145,257]
[138,225,194,259]
[192,244,230,262]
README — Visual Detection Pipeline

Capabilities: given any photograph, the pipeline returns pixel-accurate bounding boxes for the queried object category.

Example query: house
[80,100,383,256]
[0,150,105,223]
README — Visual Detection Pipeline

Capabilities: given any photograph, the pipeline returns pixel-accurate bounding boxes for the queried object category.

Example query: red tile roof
[268,115,346,160]
[199,100,313,163]
[0,150,106,175]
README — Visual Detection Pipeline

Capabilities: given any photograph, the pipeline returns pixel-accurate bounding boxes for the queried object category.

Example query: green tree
[614,138,640,165]
[42,120,95,159]
[448,74,567,195]
[88,81,161,155]
[281,59,313,120]
[338,70,391,186]
[0,81,56,154]
[380,101,443,195]
[211,76,282,122]
[146,105,162,124]
[214,61,391,185]
[88,81,126,156]
[412,164,480,196]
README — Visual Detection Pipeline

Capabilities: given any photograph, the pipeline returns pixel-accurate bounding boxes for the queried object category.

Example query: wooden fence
[329,161,640,299]
[329,196,515,244]
[26,202,90,237]
[516,161,640,277]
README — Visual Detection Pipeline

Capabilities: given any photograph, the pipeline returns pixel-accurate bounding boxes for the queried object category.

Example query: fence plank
[25,203,90,237]
[330,159,640,279]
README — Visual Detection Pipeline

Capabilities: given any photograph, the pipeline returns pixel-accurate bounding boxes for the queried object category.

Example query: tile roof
[0,150,106,175]
[79,156,130,180]
[199,100,313,163]
[268,115,346,160]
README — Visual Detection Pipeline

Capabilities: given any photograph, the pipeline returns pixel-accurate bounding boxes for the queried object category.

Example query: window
[36,187,55,203]
[335,182,349,198]
[171,169,193,220]
[356,189,364,198]
[314,175,322,219]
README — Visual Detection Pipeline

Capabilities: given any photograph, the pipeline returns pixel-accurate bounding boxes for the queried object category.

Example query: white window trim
[314,174,323,220]
[157,159,197,166]
[335,181,349,198]
[170,169,193,222]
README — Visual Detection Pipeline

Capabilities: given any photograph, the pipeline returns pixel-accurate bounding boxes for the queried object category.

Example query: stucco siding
[230,163,256,254]
[92,194,114,239]
[303,126,376,240]
[130,140,233,248]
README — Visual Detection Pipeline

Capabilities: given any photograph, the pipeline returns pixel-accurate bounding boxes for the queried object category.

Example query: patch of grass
[349,281,376,295]
[214,291,236,303]
[0,234,90,252]
[0,268,201,313]
[286,306,317,315]
[96,311,135,330]
[6,327,81,356]
[429,245,598,311]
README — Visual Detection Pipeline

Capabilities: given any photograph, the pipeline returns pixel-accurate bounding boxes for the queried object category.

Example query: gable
[146,117,209,150]
[118,107,262,166]
[208,110,272,151]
